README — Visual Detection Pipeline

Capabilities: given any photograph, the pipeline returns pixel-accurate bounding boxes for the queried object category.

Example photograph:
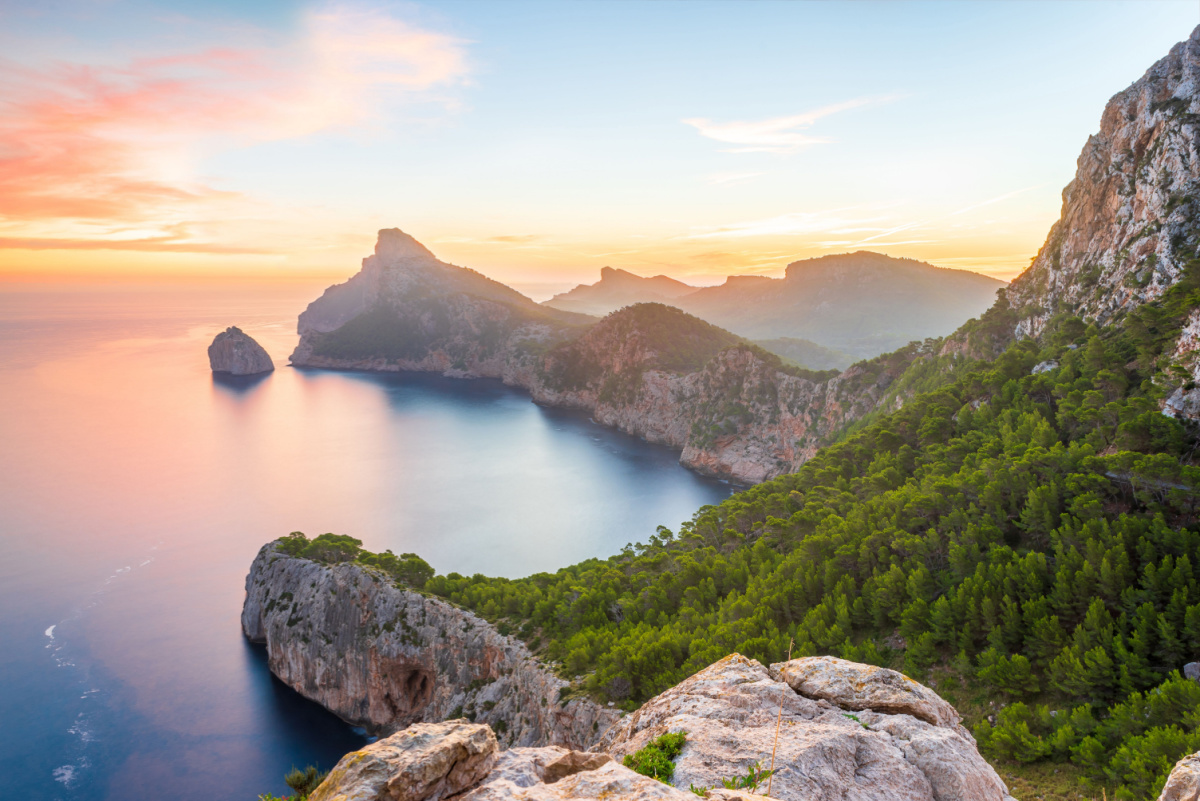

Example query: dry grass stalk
[765,638,793,797]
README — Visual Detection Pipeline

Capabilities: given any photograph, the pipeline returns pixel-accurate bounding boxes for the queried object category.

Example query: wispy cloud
[949,185,1042,216]
[685,209,890,240]
[705,171,764,185]
[684,95,901,154]
[0,3,470,251]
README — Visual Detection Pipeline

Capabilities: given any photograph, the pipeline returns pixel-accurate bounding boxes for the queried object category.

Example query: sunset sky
[0,0,1195,296]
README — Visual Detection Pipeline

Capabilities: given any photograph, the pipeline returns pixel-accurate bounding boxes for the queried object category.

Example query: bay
[0,281,731,801]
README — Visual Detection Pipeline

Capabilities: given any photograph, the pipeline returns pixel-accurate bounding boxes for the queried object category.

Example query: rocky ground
[305,654,1013,801]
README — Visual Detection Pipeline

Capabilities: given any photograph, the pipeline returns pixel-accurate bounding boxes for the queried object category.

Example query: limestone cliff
[307,655,1012,801]
[1007,25,1200,337]
[291,229,592,382]
[241,542,618,749]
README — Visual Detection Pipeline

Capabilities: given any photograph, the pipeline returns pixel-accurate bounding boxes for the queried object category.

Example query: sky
[0,0,1195,297]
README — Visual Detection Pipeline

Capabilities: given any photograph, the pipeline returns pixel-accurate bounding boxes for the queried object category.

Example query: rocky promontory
[303,654,1012,801]
[241,542,617,749]
[208,326,274,375]
[288,231,926,483]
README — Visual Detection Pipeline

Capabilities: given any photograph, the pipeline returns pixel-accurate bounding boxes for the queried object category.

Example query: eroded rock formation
[208,326,274,375]
[241,543,617,749]
[306,654,1011,801]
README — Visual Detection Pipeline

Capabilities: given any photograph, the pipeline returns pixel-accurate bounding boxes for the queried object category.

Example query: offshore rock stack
[207,326,274,375]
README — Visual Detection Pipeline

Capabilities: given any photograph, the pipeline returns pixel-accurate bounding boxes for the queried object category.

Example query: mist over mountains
[543,251,1004,359]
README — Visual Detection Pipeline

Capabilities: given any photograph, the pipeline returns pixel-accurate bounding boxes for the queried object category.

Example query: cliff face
[527,305,917,484]
[1007,26,1200,337]
[241,543,618,749]
[307,654,1012,801]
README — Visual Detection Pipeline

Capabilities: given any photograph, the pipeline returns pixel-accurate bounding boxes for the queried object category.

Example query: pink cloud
[0,5,470,250]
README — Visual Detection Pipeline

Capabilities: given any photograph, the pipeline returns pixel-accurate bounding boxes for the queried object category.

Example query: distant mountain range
[543,252,1004,358]
[545,267,696,316]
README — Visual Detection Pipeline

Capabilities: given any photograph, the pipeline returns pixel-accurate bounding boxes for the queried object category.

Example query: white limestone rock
[597,653,1012,801]
[308,720,497,801]
[1160,750,1200,800]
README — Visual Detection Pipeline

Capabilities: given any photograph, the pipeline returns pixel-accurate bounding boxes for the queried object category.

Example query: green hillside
[411,261,1200,799]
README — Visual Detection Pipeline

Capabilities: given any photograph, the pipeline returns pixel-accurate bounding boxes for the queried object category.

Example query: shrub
[623,731,687,783]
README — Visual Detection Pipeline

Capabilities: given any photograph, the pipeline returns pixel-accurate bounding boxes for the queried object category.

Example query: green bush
[623,731,687,783]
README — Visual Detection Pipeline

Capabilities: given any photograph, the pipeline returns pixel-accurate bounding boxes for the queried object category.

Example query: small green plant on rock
[688,760,775,796]
[283,764,327,798]
[623,731,687,783]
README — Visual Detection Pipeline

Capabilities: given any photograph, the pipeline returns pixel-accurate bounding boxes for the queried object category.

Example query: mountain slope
[674,251,1004,357]
[291,229,593,379]
[543,267,697,317]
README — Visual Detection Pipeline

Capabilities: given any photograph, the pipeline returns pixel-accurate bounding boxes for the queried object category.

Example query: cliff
[306,654,1012,801]
[531,310,916,483]
[291,229,592,382]
[1006,26,1200,337]
[208,326,274,375]
[241,542,618,749]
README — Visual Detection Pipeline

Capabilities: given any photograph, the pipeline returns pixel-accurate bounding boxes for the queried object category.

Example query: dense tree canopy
[293,264,1200,798]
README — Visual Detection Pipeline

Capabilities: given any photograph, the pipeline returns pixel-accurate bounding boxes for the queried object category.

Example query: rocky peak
[372,228,440,267]
[1007,24,1200,337]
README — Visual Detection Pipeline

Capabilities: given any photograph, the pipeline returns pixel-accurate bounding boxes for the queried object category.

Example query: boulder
[598,654,1012,801]
[208,326,274,375]
[308,720,497,801]
[774,655,961,728]
[1160,750,1200,800]
[1185,662,1200,683]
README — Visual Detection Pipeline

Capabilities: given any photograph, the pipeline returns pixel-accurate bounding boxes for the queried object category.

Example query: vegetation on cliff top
[277,532,433,588]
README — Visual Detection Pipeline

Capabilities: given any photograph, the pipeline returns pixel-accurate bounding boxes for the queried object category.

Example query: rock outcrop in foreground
[208,326,274,375]
[1161,750,1200,800]
[241,543,617,749]
[306,654,1011,801]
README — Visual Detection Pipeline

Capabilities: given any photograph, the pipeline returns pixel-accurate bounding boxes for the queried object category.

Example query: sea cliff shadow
[241,639,369,763]
[211,371,272,395]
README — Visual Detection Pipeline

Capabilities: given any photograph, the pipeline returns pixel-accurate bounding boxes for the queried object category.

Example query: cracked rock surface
[597,654,1013,801]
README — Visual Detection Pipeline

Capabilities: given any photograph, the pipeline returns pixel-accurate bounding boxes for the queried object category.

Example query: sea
[0,280,733,801]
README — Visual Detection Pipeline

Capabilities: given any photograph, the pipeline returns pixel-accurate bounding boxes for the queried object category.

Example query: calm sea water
[0,281,732,801]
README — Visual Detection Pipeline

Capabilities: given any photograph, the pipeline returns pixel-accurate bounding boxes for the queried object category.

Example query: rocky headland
[289,232,929,483]
[299,654,1012,801]
[242,542,617,749]
[208,326,274,375]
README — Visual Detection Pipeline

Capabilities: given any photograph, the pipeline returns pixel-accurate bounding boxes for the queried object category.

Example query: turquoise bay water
[0,282,732,801]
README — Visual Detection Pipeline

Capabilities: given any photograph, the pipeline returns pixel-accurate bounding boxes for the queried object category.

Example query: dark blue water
[0,282,732,801]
